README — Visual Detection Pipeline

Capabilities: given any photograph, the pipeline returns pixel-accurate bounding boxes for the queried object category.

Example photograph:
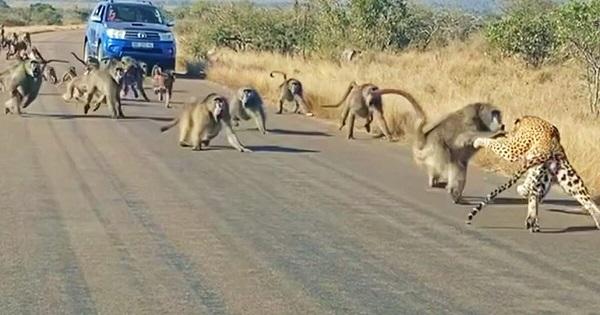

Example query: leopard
[464,115,600,232]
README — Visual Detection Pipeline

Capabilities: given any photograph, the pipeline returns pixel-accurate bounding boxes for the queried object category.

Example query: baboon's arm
[454,130,506,148]
[223,121,252,152]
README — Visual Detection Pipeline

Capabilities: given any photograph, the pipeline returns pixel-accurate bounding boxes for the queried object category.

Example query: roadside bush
[175,1,315,59]
[29,3,63,25]
[175,0,483,60]
[485,1,559,67]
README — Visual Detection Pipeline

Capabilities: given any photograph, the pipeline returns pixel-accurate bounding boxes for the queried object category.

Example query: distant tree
[555,0,600,115]
[0,0,9,9]
[486,0,559,67]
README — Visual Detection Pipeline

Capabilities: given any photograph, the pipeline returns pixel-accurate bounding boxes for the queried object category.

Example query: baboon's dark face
[152,65,162,76]
[241,89,255,106]
[140,63,148,75]
[289,80,302,95]
[27,61,42,78]
[114,67,125,82]
[363,85,381,107]
[210,98,227,121]
[479,105,504,132]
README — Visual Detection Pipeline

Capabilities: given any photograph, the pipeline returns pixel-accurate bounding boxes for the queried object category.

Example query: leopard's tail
[466,168,528,224]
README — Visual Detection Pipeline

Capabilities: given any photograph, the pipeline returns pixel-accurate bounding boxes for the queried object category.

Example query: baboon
[60,66,78,84]
[160,93,252,152]
[2,59,42,114]
[229,86,267,135]
[6,33,31,60]
[138,61,149,76]
[321,81,406,142]
[21,32,31,48]
[120,56,149,101]
[341,48,362,63]
[269,70,313,116]
[151,64,174,108]
[3,55,68,114]
[42,66,58,84]
[402,94,505,204]
[62,67,124,118]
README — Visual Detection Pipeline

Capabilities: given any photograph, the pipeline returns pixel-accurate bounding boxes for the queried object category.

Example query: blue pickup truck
[84,0,176,71]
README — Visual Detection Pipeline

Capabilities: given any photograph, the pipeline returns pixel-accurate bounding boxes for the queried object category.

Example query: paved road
[1,30,599,315]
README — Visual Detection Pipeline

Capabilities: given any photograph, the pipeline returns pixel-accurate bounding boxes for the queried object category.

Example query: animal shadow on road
[193,145,318,153]
[22,112,173,122]
[461,196,579,207]
[478,225,598,234]
[268,128,330,137]
[246,145,319,153]
[539,225,598,234]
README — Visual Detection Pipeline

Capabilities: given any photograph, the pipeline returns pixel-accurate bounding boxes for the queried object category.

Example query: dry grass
[194,34,600,194]
[5,24,84,35]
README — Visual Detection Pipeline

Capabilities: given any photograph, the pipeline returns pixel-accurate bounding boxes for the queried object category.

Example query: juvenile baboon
[151,64,175,108]
[229,86,267,135]
[160,93,252,152]
[3,55,68,114]
[402,93,505,203]
[269,70,313,116]
[60,66,78,84]
[321,81,406,141]
[42,66,58,84]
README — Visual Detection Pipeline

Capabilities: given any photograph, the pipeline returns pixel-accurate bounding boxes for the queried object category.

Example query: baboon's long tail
[376,88,427,149]
[321,81,357,108]
[269,70,287,81]
[70,52,86,65]
[160,118,180,132]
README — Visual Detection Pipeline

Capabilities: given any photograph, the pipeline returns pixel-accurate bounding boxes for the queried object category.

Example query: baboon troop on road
[1,31,599,234]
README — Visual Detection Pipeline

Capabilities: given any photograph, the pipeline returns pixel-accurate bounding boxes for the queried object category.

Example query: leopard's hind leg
[553,158,600,229]
[523,163,553,232]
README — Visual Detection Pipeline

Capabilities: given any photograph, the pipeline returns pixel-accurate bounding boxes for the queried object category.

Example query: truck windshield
[106,4,164,24]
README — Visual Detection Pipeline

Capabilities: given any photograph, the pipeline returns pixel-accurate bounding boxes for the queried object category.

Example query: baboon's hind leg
[346,113,356,140]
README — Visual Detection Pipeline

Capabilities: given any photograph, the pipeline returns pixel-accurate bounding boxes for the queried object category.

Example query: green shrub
[485,2,559,67]
[29,3,63,25]
[555,0,600,114]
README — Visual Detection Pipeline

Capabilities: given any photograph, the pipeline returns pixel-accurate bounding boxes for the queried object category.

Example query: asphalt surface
[1,30,599,315]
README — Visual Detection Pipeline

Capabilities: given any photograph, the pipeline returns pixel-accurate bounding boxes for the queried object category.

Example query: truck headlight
[159,32,174,41]
[106,29,126,39]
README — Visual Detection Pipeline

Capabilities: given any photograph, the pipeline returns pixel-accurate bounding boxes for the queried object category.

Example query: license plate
[132,42,153,49]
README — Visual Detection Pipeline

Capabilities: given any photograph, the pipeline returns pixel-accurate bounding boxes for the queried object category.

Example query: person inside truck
[107,6,119,22]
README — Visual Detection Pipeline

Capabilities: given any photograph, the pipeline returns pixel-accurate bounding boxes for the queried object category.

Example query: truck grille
[124,31,160,41]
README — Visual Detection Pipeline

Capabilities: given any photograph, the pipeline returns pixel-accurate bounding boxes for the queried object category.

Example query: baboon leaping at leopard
[397,89,506,204]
